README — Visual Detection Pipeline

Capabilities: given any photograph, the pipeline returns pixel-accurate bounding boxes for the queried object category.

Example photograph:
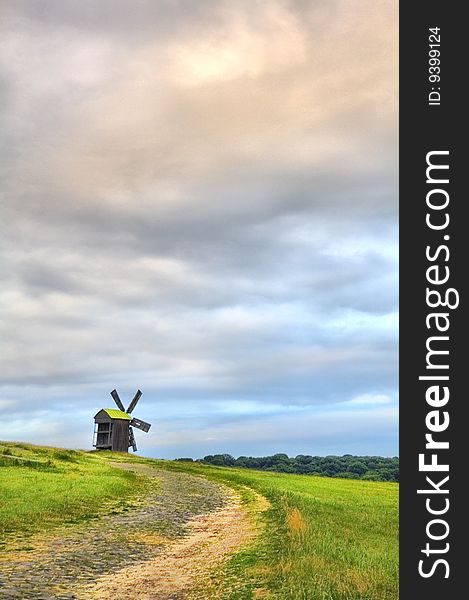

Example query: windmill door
[95,422,112,449]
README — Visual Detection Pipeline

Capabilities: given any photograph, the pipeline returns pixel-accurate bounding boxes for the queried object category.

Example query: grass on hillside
[150,459,399,600]
[0,444,398,600]
[0,441,148,539]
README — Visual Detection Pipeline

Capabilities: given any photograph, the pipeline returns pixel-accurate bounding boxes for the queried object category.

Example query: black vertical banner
[400,2,465,598]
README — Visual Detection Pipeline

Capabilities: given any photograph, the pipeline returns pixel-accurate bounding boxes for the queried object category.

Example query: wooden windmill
[93,389,151,452]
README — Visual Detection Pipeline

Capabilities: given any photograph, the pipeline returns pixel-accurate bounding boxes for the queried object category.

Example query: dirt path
[0,467,227,599]
[81,483,268,600]
[1,462,268,599]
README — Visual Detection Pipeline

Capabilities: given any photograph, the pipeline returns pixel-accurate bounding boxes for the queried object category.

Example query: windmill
[93,389,152,453]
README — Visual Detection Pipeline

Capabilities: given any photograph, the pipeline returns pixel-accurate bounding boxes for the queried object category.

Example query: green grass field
[0,441,147,537]
[151,459,399,600]
[0,442,398,599]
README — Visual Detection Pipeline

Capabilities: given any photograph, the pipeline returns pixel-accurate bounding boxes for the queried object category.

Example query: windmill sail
[126,389,142,414]
[110,389,126,412]
[130,417,151,433]
[129,426,137,452]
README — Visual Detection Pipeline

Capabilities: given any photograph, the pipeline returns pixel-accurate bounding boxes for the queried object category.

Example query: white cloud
[346,394,394,406]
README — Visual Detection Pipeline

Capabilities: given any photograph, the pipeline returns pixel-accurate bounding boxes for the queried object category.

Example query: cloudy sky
[0,0,398,458]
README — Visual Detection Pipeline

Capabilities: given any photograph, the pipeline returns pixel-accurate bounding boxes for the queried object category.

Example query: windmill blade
[126,389,142,414]
[130,417,151,433]
[129,427,137,452]
[110,389,126,412]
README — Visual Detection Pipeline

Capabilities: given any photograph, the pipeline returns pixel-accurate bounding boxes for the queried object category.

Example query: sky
[0,0,398,459]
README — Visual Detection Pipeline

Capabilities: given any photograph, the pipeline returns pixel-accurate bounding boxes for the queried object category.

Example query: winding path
[82,485,266,599]
[0,464,267,600]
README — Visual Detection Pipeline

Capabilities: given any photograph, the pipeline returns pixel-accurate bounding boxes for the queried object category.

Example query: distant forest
[176,454,399,482]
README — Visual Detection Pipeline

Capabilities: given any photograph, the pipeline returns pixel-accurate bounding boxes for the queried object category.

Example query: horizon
[2,439,399,461]
[1,438,399,461]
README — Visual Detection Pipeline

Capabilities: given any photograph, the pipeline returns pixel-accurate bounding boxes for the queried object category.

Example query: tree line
[176,453,399,482]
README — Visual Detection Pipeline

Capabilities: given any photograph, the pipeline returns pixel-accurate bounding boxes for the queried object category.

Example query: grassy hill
[0,442,148,536]
[0,441,398,599]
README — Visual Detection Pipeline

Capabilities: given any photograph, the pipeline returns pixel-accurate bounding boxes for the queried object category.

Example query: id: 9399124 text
[428,27,441,106]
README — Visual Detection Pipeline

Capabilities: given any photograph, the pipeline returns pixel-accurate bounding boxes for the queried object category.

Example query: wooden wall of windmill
[93,389,151,453]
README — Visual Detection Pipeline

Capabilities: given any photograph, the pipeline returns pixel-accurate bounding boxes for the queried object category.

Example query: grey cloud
[1,0,397,457]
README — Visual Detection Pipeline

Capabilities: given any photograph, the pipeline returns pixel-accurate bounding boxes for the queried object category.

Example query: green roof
[103,408,132,420]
